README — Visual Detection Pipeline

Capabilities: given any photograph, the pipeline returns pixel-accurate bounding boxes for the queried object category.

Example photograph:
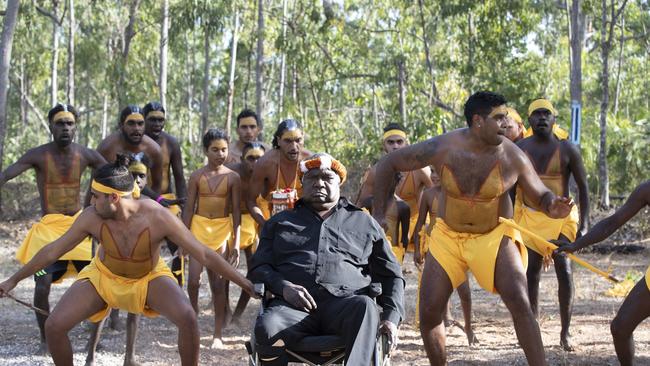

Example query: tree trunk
[306,67,329,152]
[613,15,624,115]
[159,0,169,109]
[397,59,407,127]
[117,0,142,107]
[66,0,75,105]
[19,57,27,126]
[50,1,60,106]
[255,0,265,133]
[201,29,210,135]
[598,0,611,208]
[185,32,195,143]
[568,0,585,107]
[225,11,239,136]
[278,0,288,116]
[0,0,20,211]
[598,0,628,208]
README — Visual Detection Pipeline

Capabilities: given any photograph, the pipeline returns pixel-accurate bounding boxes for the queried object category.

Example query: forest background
[0,0,647,213]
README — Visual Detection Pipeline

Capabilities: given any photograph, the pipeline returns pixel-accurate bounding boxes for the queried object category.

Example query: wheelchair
[245,283,393,366]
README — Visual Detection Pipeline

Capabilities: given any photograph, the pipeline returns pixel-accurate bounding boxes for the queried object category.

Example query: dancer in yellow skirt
[227,142,267,322]
[515,98,590,351]
[412,169,477,345]
[0,155,256,366]
[558,180,650,365]
[86,153,180,366]
[183,128,241,349]
[0,104,106,352]
[373,92,574,365]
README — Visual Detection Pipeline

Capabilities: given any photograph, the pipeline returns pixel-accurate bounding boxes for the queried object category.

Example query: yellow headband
[382,129,407,141]
[243,147,265,160]
[281,129,303,140]
[128,162,147,175]
[91,180,134,196]
[506,107,523,125]
[146,110,165,120]
[487,105,509,119]
[124,113,144,124]
[528,99,557,117]
[52,111,75,123]
[239,116,257,127]
[298,155,347,184]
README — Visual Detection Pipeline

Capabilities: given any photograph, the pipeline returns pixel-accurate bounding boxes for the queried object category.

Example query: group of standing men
[0,90,647,366]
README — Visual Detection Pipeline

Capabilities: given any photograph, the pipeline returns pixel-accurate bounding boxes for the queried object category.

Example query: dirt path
[0,217,648,365]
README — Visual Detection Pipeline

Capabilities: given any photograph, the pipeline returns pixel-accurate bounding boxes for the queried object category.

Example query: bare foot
[560,335,575,352]
[210,338,225,350]
[465,326,479,346]
[37,341,48,356]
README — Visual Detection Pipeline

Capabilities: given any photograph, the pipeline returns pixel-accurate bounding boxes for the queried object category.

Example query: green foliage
[1,0,648,200]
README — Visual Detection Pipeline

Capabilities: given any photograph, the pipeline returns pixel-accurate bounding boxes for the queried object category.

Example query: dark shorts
[34,260,90,283]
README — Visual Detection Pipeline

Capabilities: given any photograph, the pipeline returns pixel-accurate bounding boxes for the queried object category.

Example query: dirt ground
[0,216,648,366]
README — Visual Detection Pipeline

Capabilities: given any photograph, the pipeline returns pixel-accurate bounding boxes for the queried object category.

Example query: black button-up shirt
[248,197,405,324]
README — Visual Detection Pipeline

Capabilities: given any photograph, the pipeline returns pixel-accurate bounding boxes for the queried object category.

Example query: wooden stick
[499,217,620,283]
[5,293,49,316]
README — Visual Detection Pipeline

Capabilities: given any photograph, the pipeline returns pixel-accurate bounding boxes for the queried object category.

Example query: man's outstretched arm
[373,138,440,224]
[559,180,650,253]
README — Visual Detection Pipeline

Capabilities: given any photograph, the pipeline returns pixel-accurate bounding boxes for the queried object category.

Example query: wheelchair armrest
[368,282,382,298]
[254,283,265,298]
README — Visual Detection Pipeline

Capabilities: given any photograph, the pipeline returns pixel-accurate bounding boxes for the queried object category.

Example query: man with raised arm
[372,91,574,366]
[0,155,257,366]
[0,104,106,352]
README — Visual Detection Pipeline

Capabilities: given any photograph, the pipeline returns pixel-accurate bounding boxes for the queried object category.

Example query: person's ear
[472,114,483,127]
[109,193,121,204]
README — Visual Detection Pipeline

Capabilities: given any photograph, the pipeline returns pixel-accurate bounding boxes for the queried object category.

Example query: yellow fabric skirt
[16,211,92,265]
[516,204,579,256]
[161,193,181,217]
[77,256,174,323]
[239,213,258,251]
[190,215,232,251]
[646,266,650,291]
[427,218,527,293]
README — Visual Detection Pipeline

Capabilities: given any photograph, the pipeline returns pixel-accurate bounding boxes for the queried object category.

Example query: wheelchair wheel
[373,333,391,366]
[245,338,259,366]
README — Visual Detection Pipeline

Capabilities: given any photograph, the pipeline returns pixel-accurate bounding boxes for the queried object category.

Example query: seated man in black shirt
[249,153,405,365]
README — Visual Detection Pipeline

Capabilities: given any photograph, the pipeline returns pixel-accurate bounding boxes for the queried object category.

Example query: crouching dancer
[0,154,257,366]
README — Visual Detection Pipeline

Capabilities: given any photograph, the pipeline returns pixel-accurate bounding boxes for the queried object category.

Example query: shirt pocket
[334,229,368,262]
[276,221,310,249]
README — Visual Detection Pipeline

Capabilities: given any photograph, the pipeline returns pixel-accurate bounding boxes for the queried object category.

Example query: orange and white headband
[299,155,347,184]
